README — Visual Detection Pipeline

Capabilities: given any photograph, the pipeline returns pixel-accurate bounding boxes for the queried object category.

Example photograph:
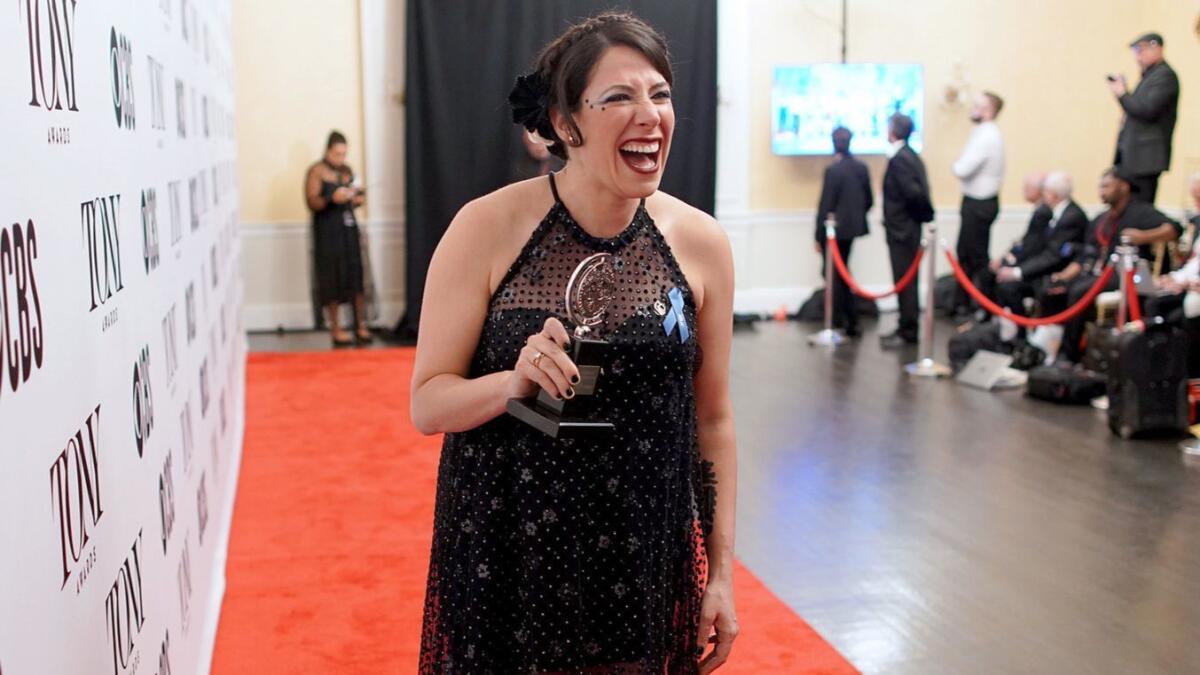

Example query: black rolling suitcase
[1107,323,1189,439]
[1083,324,1121,376]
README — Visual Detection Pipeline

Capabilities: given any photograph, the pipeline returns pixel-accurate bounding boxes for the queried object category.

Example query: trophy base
[506,398,615,440]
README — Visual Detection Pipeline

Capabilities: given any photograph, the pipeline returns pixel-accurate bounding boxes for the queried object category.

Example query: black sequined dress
[420,175,716,674]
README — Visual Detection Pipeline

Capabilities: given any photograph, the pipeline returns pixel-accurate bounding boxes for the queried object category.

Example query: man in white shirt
[951,91,1006,319]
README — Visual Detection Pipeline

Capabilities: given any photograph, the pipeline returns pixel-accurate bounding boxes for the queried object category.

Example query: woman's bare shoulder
[449,177,552,235]
[436,177,556,290]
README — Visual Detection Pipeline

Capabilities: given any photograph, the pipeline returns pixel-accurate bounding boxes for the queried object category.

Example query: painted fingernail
[564,387,575,399]
[570,374,581,384]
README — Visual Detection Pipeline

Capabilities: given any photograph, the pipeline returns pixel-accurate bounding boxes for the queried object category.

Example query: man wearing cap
[1038,167,1181,364]
[1108,31,1180,204]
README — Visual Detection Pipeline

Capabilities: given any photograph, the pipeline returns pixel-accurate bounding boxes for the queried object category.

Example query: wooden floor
[249,317,1200,674]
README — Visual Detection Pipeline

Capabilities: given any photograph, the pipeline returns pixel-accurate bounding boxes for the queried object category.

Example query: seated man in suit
[972,171,1049,302]
[815,126,873,338]
[993,171,1088,319]
[1039,167,1181,364]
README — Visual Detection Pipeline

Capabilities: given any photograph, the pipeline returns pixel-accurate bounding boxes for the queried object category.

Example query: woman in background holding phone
[305,130,372,346]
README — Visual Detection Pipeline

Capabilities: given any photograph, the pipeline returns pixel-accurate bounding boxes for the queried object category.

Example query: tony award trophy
[506,253,616,439]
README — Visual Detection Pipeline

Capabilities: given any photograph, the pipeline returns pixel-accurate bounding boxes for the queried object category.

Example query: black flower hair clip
[508,72,552,137]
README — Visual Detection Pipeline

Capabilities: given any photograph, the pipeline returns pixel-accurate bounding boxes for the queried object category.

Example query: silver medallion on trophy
[507,253,617,439]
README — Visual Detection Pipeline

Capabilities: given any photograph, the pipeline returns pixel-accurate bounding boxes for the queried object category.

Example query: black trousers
[956,196,1000,311]
[995,277,1050,339]
[973,268,999,302]
[1128,173,1160,205]
[888,237,920,339]
[820,238,857,331]
[995,277,1053,317]
[1039,272,1118,363]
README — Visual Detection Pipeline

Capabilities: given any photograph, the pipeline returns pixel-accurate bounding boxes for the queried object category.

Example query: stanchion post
[905,223,952,377]
[1114,239,1137,326]
[808,216,845,347]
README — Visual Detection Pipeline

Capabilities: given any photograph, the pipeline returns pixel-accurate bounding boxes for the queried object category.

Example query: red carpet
[212,349,857,674]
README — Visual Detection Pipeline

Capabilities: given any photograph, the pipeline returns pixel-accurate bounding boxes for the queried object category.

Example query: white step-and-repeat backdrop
[1,1,244,674]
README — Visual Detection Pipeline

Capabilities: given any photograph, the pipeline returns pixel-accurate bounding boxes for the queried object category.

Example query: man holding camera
[1108,31,1179,205]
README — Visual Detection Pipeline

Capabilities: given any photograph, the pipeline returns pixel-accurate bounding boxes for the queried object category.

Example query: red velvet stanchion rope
[827,234,923,300]
[943,250,1116,328]
[1124,269,1143,323]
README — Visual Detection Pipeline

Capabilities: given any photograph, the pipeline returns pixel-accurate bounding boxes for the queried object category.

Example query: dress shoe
[879,331,918,348]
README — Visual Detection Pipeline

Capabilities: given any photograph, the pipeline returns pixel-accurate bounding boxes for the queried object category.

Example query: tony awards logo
[167,180,183,251]
[105,530,146,675]
[177,536,193,633]
[1,219,45,401]
[156,631,173,675]
[199,357,210,419]
[196,473,209,545]
[49,404,104,592]
[147,56,166,132]
[142,188,160,274]
[179,399,195,472]
[81,195,125,328]
[21,0,79,144]
[184,282,196,344]
[162,304,179,387]
[174,78,187,138]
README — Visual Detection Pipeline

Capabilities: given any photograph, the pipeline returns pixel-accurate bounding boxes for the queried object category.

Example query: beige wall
[234,1,366,224]
[749,0,1199,211]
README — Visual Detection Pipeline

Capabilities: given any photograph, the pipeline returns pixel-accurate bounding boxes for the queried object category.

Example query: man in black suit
[1039,167,1181,363]
[994,171,1088,320]
[815,126,873,338]
[974,171,1049,302]
[1109,32,1179,204]
[880,114,934,348]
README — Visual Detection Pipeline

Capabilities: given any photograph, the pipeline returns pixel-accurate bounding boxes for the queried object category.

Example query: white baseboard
[736,285,899,317]
[723,204,1060,317]
[243,300,405,332]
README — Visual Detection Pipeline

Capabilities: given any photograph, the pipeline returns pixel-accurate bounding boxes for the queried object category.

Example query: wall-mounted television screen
[772,63,924,155]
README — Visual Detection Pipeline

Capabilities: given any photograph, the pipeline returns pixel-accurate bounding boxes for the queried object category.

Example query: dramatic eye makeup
[587,82,672,110]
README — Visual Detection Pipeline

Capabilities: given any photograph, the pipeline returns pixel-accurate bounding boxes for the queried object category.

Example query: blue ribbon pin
[662,287,690,343]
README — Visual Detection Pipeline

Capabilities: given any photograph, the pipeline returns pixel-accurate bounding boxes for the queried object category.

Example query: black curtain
[397,0,717,339]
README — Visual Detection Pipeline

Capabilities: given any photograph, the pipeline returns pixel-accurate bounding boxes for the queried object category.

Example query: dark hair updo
[326,130,347,149]
[517,12,672,160]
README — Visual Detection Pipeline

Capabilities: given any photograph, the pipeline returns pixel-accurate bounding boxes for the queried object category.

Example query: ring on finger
[531,351,545,369]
